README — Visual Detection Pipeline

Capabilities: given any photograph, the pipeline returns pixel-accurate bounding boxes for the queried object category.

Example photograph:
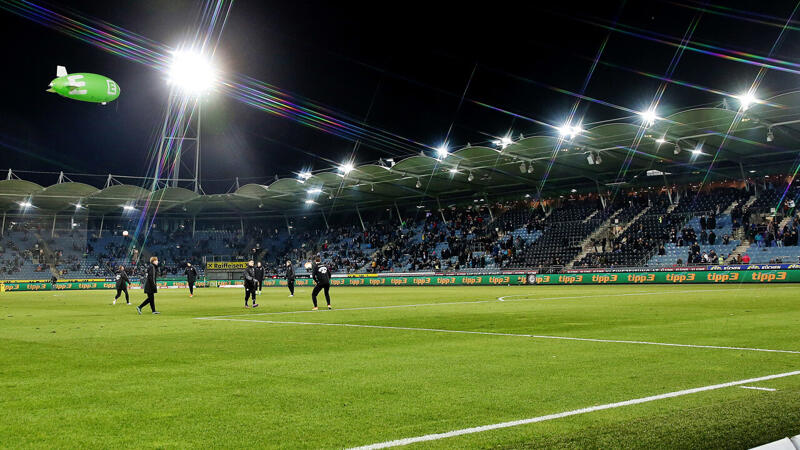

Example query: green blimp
[47,66,120,105]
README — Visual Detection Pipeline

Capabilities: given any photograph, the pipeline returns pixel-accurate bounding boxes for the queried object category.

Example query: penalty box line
[197,287,760,320]
[347,369,800,449]
[194,318,800,355]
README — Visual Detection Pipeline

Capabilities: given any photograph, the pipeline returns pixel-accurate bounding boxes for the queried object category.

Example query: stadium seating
[740,246,800,264]
[521,199,608,268]
[575,186,749,268]
[575,196,672,268]
[5,184,800,278]
[646,214,740,266]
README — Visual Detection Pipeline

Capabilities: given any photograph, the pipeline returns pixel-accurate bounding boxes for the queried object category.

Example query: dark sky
[2,0,800,192]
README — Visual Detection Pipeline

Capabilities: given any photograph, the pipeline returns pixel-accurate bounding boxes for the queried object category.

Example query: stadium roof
[3,91,800,216]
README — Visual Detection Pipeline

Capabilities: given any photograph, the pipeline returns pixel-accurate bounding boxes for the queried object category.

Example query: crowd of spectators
[744,216,800,248]
[6,182,800,278]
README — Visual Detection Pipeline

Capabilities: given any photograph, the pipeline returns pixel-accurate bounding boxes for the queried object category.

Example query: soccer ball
[304,262,312,270]
[122,230,129,237]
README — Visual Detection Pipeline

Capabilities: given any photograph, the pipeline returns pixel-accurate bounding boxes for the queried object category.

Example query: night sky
[2,0,800,193]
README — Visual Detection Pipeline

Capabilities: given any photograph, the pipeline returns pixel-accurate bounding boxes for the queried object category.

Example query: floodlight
[307,188,322,194]
[558,123,582,139]
[737,92,757,111]
[571,188,577,193]
[449,168,459,174]
[639,109,658,127]
[123,205,135,211]
[585,151,602,165]
[298,171,312,180]
[18,201,32,208]
[167,50,217,94]
[692,145,703,155]
[75,203,82,209]
[655,138,666,144]
[435,145,448,159]
[749,170,756,173]
[338,162,354,175]
[493,136,514,149]
[304,199,315,205]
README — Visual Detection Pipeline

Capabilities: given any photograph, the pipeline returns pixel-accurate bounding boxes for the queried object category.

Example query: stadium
[2,1,800,448]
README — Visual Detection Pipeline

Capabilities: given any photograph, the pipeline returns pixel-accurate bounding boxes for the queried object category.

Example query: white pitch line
[197,298,495,319]
[739,386,778,392]
[197,287,758,320]
[348,370,800,449]
[194,318,800,354]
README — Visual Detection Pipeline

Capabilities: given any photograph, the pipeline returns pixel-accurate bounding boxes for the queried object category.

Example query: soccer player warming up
[311,256,331,310]
[113,265,130,305]
[285,260,295,297]
[255,261,265,294]
[185,262,198,297]
[137,256,160,315]
[243,260,259,308]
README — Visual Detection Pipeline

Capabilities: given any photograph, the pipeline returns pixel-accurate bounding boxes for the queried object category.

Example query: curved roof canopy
[3,91,800,216]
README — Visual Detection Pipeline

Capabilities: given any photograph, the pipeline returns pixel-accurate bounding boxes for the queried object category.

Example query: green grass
[1,284,800,449]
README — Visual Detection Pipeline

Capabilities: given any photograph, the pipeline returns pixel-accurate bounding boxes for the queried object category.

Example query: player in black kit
[137,256,160,315]
[185,262,198,297]
[113,265,130,305]
[311,256,331,310]
[254,262,265,294]
[285,260,295,297]
[243,260,259,308]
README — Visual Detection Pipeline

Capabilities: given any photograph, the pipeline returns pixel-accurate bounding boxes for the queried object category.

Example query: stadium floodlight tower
[155,49,218,193]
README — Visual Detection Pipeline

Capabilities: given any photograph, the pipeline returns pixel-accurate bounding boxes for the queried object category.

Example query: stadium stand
[4,181,800,278]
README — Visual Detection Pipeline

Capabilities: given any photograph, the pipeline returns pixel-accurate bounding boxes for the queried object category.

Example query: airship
[46,66,120,105]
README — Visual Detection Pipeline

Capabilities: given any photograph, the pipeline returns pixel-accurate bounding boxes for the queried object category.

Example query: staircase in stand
[566,206,653,268]
[566,210,622,268]
[617,205,652,237]
[666,203,678,214]
[727,195,761,254]
[722,194,750,215]
[778,214,794,230]
[742,193,758,210]
[581,210,599,223]
[727,239,752,263]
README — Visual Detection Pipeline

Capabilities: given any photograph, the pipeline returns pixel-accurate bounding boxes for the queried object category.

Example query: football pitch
[1,284,799,449]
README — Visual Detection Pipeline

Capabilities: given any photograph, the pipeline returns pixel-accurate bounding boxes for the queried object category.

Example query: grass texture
[1,284,799,448]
